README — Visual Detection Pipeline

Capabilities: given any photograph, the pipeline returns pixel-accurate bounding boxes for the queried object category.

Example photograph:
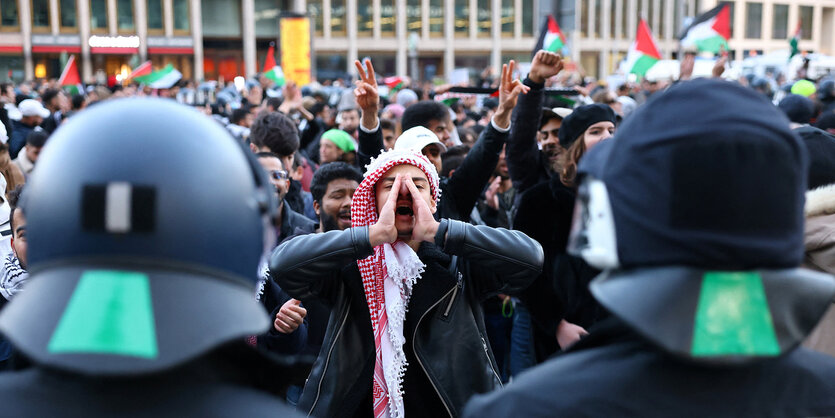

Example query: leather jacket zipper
[482,336,503,385]
[442,273,463,318]
[308,305,351,416]
[413,285,457,417]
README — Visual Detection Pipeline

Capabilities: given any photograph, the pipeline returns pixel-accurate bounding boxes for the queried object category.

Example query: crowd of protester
[0,48,832,416]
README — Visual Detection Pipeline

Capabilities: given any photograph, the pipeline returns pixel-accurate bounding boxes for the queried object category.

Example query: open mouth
[338,211,351,222]
[396,205,414,216]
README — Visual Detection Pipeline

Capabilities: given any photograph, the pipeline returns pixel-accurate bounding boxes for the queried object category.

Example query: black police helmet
[0,98,276,375]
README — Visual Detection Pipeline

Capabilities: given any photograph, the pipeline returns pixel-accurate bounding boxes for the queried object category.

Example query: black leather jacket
[270,220,543,417]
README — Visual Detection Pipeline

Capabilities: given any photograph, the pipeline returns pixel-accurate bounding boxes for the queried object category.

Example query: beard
[319,211,341,232]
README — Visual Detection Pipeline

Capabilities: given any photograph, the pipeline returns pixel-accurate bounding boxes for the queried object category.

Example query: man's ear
[430,198,437,215]
[313,200,320,216]
[249,143,258,154]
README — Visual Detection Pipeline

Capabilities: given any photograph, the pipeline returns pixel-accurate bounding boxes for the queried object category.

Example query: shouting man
[270,143,543,417]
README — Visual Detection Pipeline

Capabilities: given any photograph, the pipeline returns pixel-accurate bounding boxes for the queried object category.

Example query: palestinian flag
[384,76,406,95]
[128,61,152,80]
[533,15,566,57]
[789,21,801,59]
[263,42,285,86]
[622,19,661,77]
[679,3,731,53]
[133,64,182,89]
[58,55,83,95]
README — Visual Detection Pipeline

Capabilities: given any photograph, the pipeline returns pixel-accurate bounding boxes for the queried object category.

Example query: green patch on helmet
[48,270,158,359]
[691,271,779,357]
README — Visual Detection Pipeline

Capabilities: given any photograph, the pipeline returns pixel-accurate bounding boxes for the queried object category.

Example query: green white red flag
[679,3,731,53]
[533,15,566,57]
[622,19,662,77]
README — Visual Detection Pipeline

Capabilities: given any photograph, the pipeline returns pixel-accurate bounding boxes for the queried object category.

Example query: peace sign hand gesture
[493,60,530,130]
[354,59,381,130]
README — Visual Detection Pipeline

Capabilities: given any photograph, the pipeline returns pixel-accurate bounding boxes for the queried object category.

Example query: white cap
[393,126,447,153]
[18,99,50,118]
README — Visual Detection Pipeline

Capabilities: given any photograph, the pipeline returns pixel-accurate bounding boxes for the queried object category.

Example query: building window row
[0,0,188,33]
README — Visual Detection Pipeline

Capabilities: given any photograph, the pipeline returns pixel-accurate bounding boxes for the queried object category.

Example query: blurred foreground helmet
[568,79,835,362]
[819,78,835,102]
[0,98,276,375]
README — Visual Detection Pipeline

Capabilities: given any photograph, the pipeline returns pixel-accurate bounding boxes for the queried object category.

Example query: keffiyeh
[352,148,440,418]
[0,254,28,301]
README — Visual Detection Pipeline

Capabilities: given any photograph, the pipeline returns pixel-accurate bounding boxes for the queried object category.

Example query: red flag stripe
[635,19,662,59]
[711,4,732,40]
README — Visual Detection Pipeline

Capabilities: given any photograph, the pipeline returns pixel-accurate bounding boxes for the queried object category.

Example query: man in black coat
[464,78,835,417]
[0,98,302,417]
[271,145,542,417]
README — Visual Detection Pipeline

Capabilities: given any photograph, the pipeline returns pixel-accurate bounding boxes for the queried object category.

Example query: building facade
[0,0,831,83]
[562,0,835,78]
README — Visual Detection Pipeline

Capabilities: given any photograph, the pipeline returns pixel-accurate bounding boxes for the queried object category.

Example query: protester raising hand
[528,50,564,84]
[494,60,531,130]
[354,59,380,131]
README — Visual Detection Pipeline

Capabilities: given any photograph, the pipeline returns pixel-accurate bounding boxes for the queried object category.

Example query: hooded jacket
[270,221,542,417]
[803,184,835,357]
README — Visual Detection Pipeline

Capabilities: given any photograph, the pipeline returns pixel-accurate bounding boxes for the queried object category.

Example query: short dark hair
[8,185,24,233]
[71,94,85,110]
[380,118,396,132]
[230,107,250,125]
[266,97,282,110]
[41,89,60,106]
[310,162,363,203]
[256,151,281,160]
[25,129,48,147]
[441,145,470,177]
[401,101,449,131]
[250,112,300,157]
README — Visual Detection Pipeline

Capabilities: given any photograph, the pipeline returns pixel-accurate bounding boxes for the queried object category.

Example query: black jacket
[358,122,508,222]
[258,277,308,356]
[278,203,317,243]
[270,220,543,417]
[0,342,305,417]
[464,318,835,417]
[507,77,551,195]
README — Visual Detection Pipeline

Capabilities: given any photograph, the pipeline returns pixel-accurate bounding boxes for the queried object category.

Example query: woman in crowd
[514,103,616,357]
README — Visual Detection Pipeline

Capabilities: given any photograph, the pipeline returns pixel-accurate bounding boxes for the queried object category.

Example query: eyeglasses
[269,170,289,181]
[539,128,559,140]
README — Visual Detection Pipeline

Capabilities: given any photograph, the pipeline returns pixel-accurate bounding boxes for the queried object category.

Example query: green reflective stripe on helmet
[48,271,158,359]
[691,272,779,357]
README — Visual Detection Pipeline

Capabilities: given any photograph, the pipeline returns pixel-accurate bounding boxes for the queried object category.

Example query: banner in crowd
[280,16,312,86]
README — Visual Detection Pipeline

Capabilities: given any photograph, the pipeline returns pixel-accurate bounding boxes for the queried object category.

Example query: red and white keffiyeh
[352,148,440,418]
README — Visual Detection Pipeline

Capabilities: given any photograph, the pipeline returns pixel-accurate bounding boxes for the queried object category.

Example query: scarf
[0,254,28,301]
[352,148,440,418]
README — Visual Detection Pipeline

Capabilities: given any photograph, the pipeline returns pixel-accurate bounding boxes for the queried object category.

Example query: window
[609,0,616,38]
[406,0,420,32]
[621,0,627,37]
[173,0,189,32]
[501,0,513,35]
[117,0,134,31]
[455,0,467,36]
[658,0,665,38]
[32,0,50,28]
[580,0,588,37]
[90,0,107,32]
[522,0,533,35]
[745,3,762,39]
[307,0,322,35]
[1,0,19,28]
[357,0,371,36]
[255,0,279,37]
[800,6,813,40]
[147,0,162,31]
[429,0,442,36]
[201,0,241,37]
[60,0,77,28]
[477,0,490,37]
[382,1,396,34]
[772,4,787,39]
[594,0,601,37]
[331,0,345,35]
